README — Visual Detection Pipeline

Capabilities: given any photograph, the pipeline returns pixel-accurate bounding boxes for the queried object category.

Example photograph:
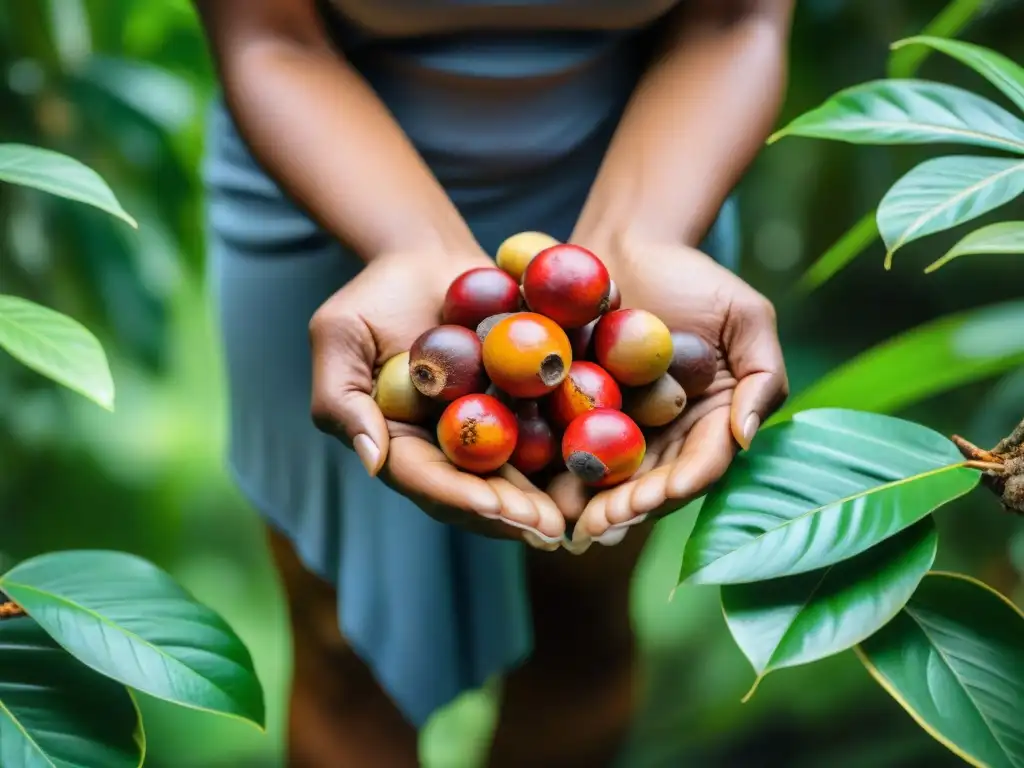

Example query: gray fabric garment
[202,0,740,728]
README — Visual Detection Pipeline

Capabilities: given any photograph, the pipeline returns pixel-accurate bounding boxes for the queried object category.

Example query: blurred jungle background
[3,1,1024,766]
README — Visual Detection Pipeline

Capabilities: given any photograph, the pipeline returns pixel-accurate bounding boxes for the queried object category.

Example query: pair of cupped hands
[309,236,788,554]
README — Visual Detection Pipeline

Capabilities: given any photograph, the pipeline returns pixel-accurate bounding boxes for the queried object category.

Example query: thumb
[309,309,391,476]
[725,298,788,451]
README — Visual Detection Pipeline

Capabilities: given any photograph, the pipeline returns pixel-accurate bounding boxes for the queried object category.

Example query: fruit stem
[0,601,25,620]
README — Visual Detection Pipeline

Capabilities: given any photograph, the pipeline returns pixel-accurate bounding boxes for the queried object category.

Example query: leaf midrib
[0,695,56,768]
[687,462,969,581]
[904,605,1023,768]
[763,566,834,672]
[889,160,1024,254]
[0,582,236,710]
[803,118,1024,154]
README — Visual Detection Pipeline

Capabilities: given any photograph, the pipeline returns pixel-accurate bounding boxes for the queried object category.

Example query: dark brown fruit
[509,401,558,476]
[668,332,717,398]
[409,325,485,401]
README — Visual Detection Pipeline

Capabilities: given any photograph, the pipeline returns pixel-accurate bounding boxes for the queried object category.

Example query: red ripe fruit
[409,325,485,401]
[548,361,622,429]
[522,244,611,329]
[562,409,645,488]
[592,308,673,387]
[509,402,558,476]
[437,394,518,474]
[443,267,521,329]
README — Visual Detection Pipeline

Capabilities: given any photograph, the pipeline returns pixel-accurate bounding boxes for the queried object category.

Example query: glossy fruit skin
[496,231,560,282]
[668,331,718,397]
[373,351,432,423]
[509,402,558,475]
[624,373,686,428]
[548,361,622,429]
[561,408,645,488]
[437,394,518,474]
[443,267,521,329]
[522,244,611,329]
[592,309,673,387]
[409,325,485,401]
[482,312,572,399]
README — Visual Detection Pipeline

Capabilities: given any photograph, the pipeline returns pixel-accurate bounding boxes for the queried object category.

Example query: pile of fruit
[372,232,717,489]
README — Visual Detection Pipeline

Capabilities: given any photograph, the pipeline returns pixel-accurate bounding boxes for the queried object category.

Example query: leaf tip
[765,129,787,146]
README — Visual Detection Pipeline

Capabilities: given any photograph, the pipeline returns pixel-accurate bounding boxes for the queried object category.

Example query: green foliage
[858,573,1024,768]
[1,551,266,728]
[878,155,1024,263]
[0,619,144,768]
[0,550,264,763]
[680,409,979,585]
[0,295,114,410]
[721,519,937,697]
[776,300,1024,418]
[680,409,1024,767]
[0,144,137,228]
[924,220,1024,272]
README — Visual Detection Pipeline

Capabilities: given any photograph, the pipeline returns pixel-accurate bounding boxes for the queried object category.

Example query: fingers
[724,297,788,450]
[568,408,735,554]
[309,308,391,476]
[387,435,503,518]
[387,437,565,550]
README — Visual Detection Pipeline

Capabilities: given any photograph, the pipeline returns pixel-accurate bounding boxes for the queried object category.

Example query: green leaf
[795,209,880,294]
[772,300,1024,419]
[886,0,988,80]
[0,295,115,410]
[924,221,1024,273]
[893,36,1024,114]
[0,551,265,729]
[722,518,937,700]
[878,156,1024,265]
[768,81,1024,154]
[0,617,144,768]
[679,409,978,586]
[857,573,1024,768]
[0,144,137,228]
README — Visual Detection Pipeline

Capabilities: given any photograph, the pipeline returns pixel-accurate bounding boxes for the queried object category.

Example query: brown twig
[954,416,1024,515]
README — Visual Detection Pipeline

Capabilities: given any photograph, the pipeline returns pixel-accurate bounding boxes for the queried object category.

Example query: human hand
[309,251,565,550]
[550,239,788,554]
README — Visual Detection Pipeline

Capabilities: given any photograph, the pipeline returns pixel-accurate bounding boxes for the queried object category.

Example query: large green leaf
[721,518,937,699]
[893,36,1024,114]
[0,551,265,729]
[679,409,978,586]
[0,295,115,410]
[773,300,1024,419]
[858,573,1024,768]
[924,221,1024,273]
[878,156,1024,264]
[0,144,137,228]
[768,81,1024,153]
[0,617,144,768]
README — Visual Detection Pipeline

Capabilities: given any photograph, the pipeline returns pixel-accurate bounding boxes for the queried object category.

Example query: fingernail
[564,534,592,555]
[522,530,561,552]
[740,413,761,451]
[471,489,502,519]
[354,434,382,476]
[593,527,629,547]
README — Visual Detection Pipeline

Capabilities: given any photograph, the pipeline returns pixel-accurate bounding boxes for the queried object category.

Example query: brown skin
[196,0,792,764]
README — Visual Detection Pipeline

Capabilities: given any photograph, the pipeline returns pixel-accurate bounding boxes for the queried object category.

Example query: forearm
[574,0,794,249]
[196,2,478,261]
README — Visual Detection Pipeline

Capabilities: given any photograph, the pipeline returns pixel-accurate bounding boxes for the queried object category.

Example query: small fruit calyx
[953,414,1024,514]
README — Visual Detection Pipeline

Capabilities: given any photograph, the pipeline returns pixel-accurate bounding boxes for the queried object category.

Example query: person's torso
[206,1,688,252]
